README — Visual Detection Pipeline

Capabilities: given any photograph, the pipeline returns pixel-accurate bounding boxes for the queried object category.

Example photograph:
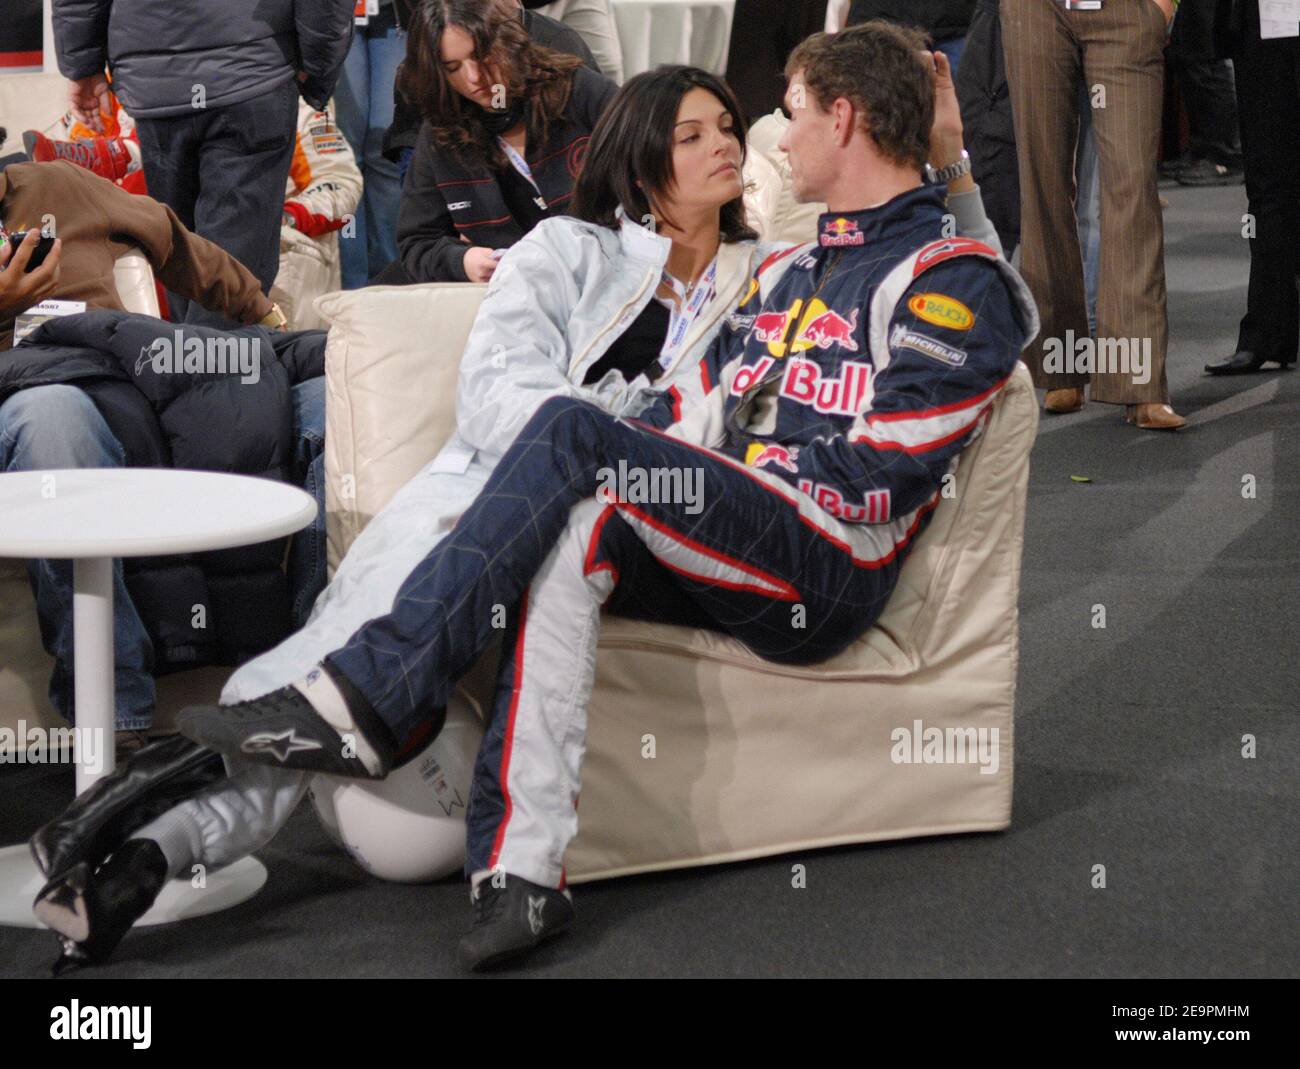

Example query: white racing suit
[272,101,363,329]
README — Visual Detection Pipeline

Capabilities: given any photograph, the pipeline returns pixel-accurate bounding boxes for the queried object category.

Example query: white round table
[0,468,317,929]
[611,0,737,78]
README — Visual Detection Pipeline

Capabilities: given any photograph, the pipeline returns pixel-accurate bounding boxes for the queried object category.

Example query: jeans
[289,376,327,627]
[133,82,299,327]
[335,3,405,288]
[1076,83,1102,337]
[0,385,155,729]
[0,379,328,729]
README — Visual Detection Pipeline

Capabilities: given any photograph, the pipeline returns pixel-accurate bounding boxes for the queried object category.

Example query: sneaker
[33,838,169,975]
[1176,158,1244,187]
[176,665,399,778]
[458,874,575,971]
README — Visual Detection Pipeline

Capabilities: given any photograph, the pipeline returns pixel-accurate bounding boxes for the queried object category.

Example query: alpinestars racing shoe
[458,874,576,971]
[33,838,169,975]
[30,734,225,884]
[176,663,398,779]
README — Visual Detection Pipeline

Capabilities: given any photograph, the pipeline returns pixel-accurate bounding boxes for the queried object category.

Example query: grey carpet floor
[1,183,1296,978]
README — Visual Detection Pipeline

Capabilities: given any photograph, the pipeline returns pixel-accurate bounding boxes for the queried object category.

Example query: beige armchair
[316,284,1037,884]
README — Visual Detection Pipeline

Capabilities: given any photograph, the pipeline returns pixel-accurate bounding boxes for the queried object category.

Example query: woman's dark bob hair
[573,66,757,243]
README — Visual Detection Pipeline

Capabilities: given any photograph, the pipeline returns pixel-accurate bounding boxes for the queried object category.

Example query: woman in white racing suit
[29,56,1003,972]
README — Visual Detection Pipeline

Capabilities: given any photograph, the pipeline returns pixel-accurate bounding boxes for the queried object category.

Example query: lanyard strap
[656,259,718,371]
[498,135,549,212]
[498,137,539,193]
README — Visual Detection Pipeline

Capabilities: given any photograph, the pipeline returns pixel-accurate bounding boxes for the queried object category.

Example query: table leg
[72,556,115,794]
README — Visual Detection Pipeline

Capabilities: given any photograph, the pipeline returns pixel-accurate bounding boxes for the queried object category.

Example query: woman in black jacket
[388,0,618,284]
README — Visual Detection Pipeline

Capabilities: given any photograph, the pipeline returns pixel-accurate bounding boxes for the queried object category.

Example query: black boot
[34,838,170,975]
[458,874,575,971]
[30,735,225,884]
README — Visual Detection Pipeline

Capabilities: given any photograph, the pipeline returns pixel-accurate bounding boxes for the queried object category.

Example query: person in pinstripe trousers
[1002,0,1187,429]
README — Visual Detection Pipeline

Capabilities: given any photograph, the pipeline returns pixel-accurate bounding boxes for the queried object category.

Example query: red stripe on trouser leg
[583,503,620,583]
[486,587,529,873]
[614,501,802,601]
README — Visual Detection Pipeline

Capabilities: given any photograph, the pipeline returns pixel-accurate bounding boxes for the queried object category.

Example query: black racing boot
[177,664,403,779]
[30,735,225,884]
[34,838,170,975]
[458,874,575,972]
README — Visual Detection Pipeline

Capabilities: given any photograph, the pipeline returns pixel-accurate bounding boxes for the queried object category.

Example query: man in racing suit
[170,21,1038,969]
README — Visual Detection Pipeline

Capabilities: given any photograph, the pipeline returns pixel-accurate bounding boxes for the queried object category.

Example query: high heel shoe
[33,838,170,974]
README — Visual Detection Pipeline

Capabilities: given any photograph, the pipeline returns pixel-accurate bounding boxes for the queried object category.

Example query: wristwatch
[926,150,971,185]
[257,302,288,330]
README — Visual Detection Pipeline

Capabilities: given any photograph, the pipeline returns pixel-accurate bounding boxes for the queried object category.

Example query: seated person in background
[0,159,284,352]
[382,0,604,189]
[273,100,364,329]
[28,33,1019,974]
[379,0,618,285]
[24,93,363,331]
[0,158,322,748]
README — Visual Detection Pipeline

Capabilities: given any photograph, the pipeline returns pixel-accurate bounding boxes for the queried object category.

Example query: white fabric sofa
[316,284,1037,883]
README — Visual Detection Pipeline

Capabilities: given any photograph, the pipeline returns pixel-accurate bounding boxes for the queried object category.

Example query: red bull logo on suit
[747,298,862,357]
[820,217,866,247]
[797,480,891,524]
[745,442,801,472]
[779,358,872,416]
[729,357,873,417]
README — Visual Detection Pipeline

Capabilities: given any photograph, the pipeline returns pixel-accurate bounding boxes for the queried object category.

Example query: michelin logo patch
[890,324,968,367]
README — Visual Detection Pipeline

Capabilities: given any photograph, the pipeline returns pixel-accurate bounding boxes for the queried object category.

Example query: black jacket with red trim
[640,184,1037,535]
[395,64,617,283]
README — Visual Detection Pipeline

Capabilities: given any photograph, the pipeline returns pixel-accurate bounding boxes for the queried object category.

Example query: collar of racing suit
[814,183,947,251]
